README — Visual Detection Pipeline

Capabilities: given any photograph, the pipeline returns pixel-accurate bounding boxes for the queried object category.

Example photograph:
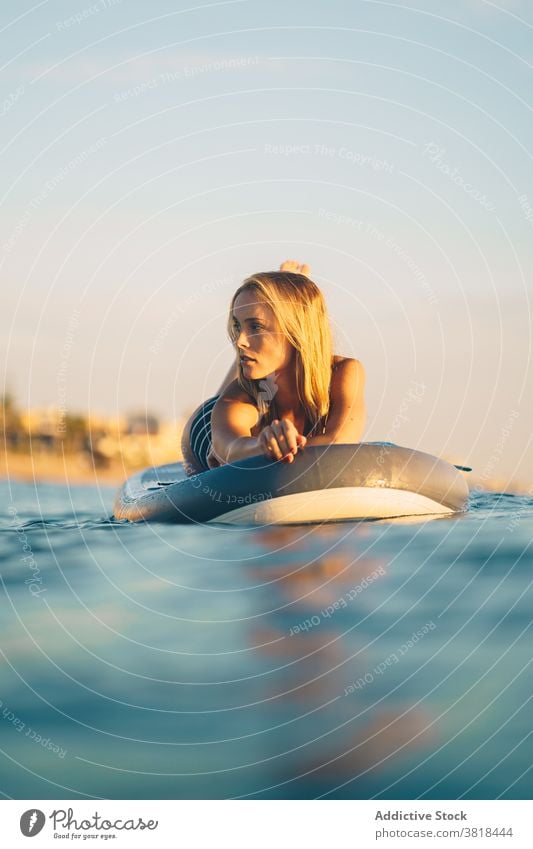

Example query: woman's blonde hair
[227,271,333,433]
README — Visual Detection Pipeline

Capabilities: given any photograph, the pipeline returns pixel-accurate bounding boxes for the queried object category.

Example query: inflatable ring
[113,443,469,525]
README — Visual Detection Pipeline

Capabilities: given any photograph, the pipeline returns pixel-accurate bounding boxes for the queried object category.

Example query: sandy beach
[0,450,177,488]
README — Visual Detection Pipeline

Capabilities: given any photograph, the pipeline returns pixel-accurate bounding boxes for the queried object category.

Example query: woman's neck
[264,368,300,417]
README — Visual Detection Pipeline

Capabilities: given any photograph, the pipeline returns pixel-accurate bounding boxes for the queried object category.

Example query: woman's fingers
[263,437,284,461]
[260,419,307,462]
[259,426,283,460]
[271,419,299,456]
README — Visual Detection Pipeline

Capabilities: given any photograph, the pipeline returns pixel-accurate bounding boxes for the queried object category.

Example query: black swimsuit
[188,395,219,472]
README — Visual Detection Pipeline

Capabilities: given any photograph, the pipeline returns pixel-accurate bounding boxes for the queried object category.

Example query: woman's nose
[236,330,249,347]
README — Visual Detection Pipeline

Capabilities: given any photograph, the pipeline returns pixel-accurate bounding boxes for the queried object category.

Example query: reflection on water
[0,480,532,799]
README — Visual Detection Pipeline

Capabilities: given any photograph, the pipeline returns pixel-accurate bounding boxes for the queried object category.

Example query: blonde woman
[181,261,366,476]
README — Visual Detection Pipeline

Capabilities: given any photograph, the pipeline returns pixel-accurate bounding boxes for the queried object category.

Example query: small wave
[1,515,124,532]
[468,491,530,508]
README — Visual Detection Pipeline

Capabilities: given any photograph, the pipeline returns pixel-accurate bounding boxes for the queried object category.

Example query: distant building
[2,395,186,471]
[126,413,160,435]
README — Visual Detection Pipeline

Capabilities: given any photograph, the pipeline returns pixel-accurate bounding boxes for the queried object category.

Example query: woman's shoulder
[217,379,257,407]
[330,356,365,398]
[214,379,261,435]
[332,355,365,375]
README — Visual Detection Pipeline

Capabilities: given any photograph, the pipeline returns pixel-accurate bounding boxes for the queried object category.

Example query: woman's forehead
[233,290,273,319]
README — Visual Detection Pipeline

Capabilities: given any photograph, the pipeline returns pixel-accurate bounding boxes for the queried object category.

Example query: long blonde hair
[227,271,333,433]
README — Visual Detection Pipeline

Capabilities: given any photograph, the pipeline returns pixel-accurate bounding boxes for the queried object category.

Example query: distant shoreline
[1,449,529,495]
[0,450,181,488]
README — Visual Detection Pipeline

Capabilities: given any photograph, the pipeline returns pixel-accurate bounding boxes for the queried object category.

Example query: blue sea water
[0,472,531,800]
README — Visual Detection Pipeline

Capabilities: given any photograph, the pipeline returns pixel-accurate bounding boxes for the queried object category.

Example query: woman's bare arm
[209,384,307,467]
[209,383,263,465]
[306,358,366,445]
[209,359,365,466]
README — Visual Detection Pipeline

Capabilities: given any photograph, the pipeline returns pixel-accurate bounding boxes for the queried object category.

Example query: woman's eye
[232,322,262,332]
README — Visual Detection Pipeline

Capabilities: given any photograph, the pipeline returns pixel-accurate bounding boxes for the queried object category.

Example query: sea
[1,471,531,800]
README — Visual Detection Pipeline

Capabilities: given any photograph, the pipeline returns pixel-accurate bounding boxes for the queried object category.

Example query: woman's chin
[241,363,262,377]
[240,362,275,381]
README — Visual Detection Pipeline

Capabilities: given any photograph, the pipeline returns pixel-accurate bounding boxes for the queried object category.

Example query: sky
[1,0,532,487]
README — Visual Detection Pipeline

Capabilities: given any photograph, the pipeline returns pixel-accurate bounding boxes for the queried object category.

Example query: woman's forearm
[305,419,365,446]
[224,436,263,464]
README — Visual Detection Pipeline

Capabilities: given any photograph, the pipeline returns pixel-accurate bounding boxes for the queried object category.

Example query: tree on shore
[61,413,89,453]
[1,393,22,446]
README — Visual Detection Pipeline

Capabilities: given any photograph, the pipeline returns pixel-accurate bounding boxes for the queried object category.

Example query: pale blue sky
[1,0,532,486]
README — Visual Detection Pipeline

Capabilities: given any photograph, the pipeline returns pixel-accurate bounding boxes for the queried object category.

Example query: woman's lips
[240,357,255,363]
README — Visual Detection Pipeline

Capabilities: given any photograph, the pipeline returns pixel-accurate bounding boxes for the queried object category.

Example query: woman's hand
[258,418,307,463]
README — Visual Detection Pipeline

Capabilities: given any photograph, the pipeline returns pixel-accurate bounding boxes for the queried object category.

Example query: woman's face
[232,290,295,379]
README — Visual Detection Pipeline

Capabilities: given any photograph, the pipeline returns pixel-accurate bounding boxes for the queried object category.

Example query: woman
[181,261,366,476]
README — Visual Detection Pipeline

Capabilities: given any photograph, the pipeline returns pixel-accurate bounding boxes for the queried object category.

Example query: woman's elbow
[210,435,229,465]
[334,406,366,443]
[355,403,366,441]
